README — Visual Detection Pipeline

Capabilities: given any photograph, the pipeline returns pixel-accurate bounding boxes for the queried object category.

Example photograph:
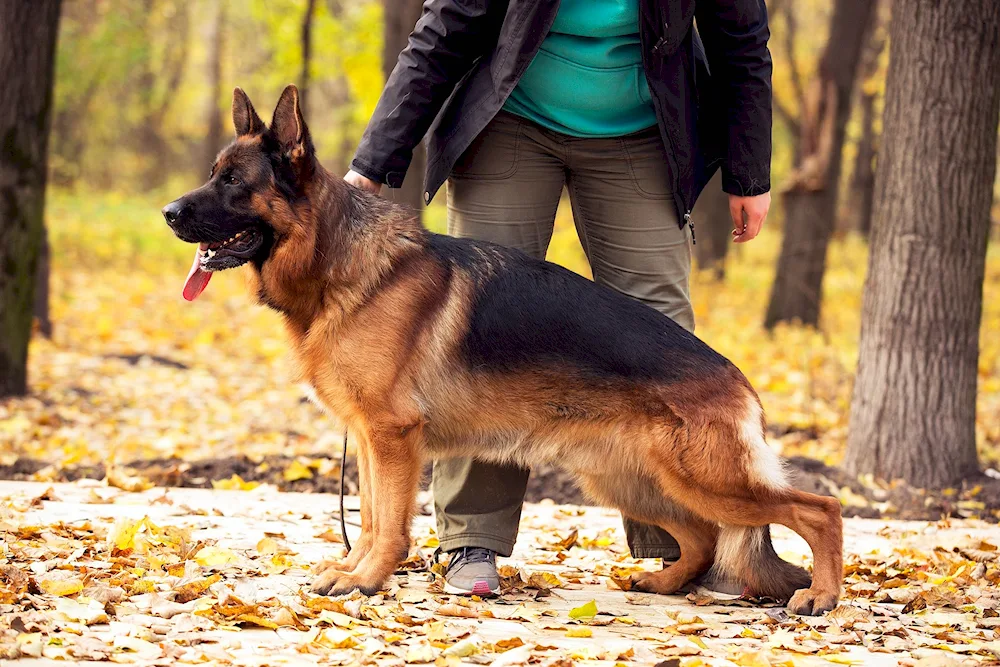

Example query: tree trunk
[764,0,876,329]
[851,89,877,237]
[382,0,425,217]
[693,172,731,280]
[844,0,1000,488]
[850,23,885,237]
[201,0,226,173]
[32,226,52,338]
[0,0,62,397]
[300,0,317,115]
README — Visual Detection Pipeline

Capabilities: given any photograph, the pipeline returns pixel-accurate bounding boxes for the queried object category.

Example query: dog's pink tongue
[182,248,211,301]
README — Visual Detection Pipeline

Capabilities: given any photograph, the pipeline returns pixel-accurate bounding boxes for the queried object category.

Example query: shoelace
[452,547,495,569]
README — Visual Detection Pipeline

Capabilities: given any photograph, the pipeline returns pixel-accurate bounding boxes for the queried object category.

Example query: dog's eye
[225,174,241,186]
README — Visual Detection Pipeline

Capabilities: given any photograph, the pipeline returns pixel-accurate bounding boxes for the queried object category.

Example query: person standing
[346,0,772,596]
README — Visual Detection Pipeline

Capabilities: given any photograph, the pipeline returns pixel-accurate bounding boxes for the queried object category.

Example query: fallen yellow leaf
[39,578,84,597]
[568,599,598,621]
[194,545,237,567]
[256,537,279,555]
[107,516,143,554]
[283,460,313,482]
[211,474,260,491]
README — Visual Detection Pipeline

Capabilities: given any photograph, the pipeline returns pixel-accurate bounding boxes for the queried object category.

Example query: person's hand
[345,169,383,195]
[729,192,770,243]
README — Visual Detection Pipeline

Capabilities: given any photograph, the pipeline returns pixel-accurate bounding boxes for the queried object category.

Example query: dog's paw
[319,573,386,598]
[787,588,838,616]
[629,570,685,595]
[310,567,349,596]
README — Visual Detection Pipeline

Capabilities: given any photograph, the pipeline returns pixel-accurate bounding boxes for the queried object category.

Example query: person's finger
[729,198,744,234]
[743,207,765,241]
[730,199,749,243]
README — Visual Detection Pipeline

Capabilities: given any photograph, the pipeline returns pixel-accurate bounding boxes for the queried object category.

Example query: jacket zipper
[642,1,691,237]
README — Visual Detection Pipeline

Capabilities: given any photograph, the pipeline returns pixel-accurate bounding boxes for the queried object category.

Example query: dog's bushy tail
[708,525,811,601]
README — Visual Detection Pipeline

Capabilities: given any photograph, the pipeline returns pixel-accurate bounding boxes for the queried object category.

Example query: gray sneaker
[443,547,501,596]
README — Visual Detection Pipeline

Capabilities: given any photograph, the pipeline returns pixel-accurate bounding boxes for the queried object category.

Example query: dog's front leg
[311,433,375,591]
[312,421,420,596]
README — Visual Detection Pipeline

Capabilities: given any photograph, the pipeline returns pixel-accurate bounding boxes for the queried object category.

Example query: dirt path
[2,480,999,665]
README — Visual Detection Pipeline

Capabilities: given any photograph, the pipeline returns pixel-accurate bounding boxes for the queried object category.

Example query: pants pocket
[451,113,522,179]
[621,131,674,200]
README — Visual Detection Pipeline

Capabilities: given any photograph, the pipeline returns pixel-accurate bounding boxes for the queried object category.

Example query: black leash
[339,427,352,553]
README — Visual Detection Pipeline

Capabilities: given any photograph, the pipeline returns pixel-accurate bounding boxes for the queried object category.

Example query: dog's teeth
[235,232,242,239]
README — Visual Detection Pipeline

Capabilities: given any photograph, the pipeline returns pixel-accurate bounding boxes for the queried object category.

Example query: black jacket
[351,0,772,226]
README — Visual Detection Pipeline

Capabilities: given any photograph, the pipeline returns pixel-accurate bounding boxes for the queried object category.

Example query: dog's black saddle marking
[425,234,732,384]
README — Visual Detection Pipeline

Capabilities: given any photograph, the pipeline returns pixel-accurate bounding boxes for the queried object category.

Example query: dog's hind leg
[314,420,422,596]
[576,472,717,595]
[312,433,375,588]
[686,490,841,615]
[646,438,841,613]
[767,491,842,615]
[629,513,717,595]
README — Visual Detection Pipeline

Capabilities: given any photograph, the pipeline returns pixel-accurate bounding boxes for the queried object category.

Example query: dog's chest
[298,382,326,412]
[298,379,354,421]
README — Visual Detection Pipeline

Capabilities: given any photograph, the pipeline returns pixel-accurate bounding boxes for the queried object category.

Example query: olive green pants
[434,112,692,560]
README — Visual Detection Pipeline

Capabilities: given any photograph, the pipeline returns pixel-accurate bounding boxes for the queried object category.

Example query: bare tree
[0,0,62,396]
[844,0,1000,488]
[382,0,425,217]
[300,0,317,114]
[201,0,227,173]
[767,0,804,163]
[134,0,190,189]
[849,18,886,237]
[764,0,876,329]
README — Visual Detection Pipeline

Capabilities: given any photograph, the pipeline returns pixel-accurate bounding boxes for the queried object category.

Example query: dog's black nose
[162,200,187,226]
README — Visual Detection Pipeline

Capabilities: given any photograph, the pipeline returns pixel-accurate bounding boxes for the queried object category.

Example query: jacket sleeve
[350,0,498,188]
[695,0,772,197]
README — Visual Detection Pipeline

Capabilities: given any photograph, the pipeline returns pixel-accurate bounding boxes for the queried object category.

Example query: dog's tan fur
[170,86,844,615]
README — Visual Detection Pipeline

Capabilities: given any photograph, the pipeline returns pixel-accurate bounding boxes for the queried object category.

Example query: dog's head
[162,85,318,301]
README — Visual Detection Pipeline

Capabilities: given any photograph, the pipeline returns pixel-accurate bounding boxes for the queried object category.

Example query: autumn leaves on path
[2,480,1000,665]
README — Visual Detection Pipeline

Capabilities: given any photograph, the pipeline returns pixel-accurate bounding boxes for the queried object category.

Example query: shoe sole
[443,580,501,597]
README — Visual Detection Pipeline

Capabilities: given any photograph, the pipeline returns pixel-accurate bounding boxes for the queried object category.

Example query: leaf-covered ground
[2,481,1000,666]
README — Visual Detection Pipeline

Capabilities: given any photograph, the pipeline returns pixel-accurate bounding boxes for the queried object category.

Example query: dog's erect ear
[270,84,313,161]
[233,88,265,137]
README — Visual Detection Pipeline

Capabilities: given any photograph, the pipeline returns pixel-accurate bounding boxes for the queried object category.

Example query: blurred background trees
[48,0,382,192]
[2,0,1000,492]
[764,0,876,329]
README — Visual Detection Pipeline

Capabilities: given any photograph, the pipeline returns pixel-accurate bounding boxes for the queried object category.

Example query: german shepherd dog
[163,86,843,615]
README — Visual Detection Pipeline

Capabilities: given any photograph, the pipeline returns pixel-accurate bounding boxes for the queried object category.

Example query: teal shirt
[502,0,657,138]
